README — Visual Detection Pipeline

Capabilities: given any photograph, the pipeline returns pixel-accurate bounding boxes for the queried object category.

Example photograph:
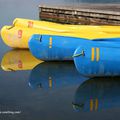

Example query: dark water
[0,0,120,120]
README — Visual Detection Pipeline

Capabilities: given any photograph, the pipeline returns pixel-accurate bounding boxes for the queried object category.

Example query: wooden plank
[39,5,120,25]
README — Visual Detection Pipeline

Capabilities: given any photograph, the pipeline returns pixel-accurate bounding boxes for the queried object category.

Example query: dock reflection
[29,62,88,89]
[1,49,43,71]
[73,77,120,112]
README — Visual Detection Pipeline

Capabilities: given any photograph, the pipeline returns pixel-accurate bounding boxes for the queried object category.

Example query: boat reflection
[1,49,43,71]
[29,62,88,89]
[73,77,120,112]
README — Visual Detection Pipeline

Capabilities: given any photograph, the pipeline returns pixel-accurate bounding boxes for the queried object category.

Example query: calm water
[0,0,120,120]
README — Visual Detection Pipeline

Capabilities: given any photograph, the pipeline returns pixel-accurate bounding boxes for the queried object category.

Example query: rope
[6,20,18,30]
[73,50,85,57]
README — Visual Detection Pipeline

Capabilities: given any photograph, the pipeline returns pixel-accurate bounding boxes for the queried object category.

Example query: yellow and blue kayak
[29,34,120,61]
[73,77,120,112]
[73,43,120,77]
[1,18,120,48]
[1,49,43,71]
[29,62,87,89]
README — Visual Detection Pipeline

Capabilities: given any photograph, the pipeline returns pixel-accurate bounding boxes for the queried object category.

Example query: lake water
[0,0,120,120]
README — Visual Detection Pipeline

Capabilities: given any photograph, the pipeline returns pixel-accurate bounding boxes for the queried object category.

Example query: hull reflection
[1,49,43,71]
[29,62,88,89]
[73,77,120,112]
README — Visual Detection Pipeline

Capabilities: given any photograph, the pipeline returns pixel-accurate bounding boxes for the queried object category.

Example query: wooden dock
[39,4,120,25]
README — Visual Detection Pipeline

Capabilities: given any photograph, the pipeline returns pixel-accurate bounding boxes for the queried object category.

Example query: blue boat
[29,62,88,89]
[72,77,120,112]
[29,34,120,61]
[28,34,89,61]
[73,44,120,77]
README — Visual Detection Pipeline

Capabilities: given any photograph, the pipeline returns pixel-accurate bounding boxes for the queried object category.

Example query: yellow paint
[1,18,120,48]
[96,48,100,61]
[95,99,98,111]
[90,99,94,111]
[49,37,52,45]
[91,48,95,61]
[49,77,52,88]
[1,50,44,71]
[49,37,52,48]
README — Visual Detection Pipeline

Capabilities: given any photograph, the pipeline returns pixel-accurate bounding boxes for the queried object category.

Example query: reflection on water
[1,50,120,119]
[73,77,120,112]
[29,62,88,89]
[1,49,43,71]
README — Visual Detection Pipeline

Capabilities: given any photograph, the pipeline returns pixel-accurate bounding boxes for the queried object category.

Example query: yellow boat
[13,18,120,34]
[1,25,61,48]
[13,18,71,32]
[1,18,120,48]
[1,49,43,71]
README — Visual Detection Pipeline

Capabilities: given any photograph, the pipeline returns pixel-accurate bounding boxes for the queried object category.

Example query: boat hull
[29,34,88,60]
[29,34,120,61]
[73,44,120,77]
[1,18,120,48]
